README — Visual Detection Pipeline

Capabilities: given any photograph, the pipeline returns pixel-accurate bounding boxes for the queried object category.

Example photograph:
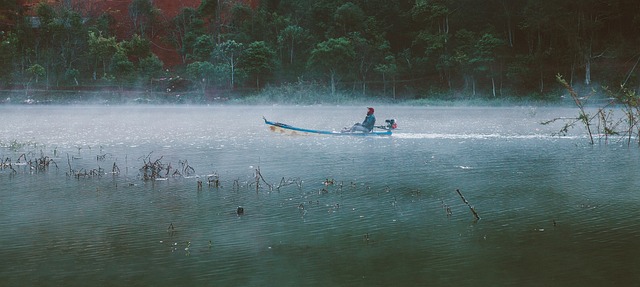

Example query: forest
[1,0,640,102]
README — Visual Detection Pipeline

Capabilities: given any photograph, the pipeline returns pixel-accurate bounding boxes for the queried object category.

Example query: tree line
[1,0,639,100]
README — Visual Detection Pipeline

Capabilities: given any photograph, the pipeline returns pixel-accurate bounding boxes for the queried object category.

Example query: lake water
[1,105,639,286]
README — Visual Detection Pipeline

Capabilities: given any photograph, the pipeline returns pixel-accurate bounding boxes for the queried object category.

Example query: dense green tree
[110,47,135,87]
[213,40,244,90]
[128,0,160,37]
[92,13,117,37]
[198,0,218,22]
[0,0,18,32]
[26,64,45,84]
[349,32,386,96]
[374,54,398,98]
[452,30,503,96]
[170,7,206,64]
[1,0,640,98]
[277,24,310,66]
[88,31,118,80]
[307,37,355,95]
[472,33,504,97]
[240,41,276,89]
[64,68,79,86]
[33,3,87,87]
[334,2,365,36]
[189,34,214,62]
[138,54,165,83]
[0,31,17,82]
[123,34,151,63]
[186,61,216,94]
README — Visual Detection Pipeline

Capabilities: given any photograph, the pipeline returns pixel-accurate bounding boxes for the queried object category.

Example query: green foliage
[129,0,158,37]
[198,0,218,19]
[308,37,355,94]
[93,13,116,36]
[0,32,17,80]
[64,68,79,85]
[170,7,206,63]
[138,54,164,80]
[214,40,244,89]
[240,41,276,89]
[189,35,214,62]
[186,61,216,93]
[123,34,151,61]
[308,37,355,73]
[27,64,45,83]
[110,48,135,85]
[278,25,310,67]
[334,2,365,36]
[88,31,118,80]
[1,0,640,101]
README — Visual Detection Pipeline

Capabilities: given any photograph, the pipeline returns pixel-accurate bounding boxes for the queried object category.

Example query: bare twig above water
[277,177,302,191]
[253,166,272,192]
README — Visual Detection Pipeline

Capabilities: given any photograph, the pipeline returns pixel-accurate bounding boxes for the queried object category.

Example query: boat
[263,117,396,136]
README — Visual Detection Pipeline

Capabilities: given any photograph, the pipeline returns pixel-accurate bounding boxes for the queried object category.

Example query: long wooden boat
[263,117,393,136]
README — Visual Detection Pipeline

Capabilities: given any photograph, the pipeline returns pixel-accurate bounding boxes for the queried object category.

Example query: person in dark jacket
[346,107,376,132]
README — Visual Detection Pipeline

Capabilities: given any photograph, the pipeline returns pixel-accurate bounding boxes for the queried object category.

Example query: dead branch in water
[208,173,220,188]
[253,166,272,193]
[71,167,104,179]
[0,157,17,173]
[27,152,58,172]
[232,178,241,191]
[455,189,480,221]
[179,160,196,176]
[139,154,165,180]
[276,177,302,191]
[112,162,120,174]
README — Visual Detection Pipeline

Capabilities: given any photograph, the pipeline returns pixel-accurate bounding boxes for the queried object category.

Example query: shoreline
[0,88,580,107]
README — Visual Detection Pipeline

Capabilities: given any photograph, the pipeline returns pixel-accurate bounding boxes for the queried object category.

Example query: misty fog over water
[1,105,639,286]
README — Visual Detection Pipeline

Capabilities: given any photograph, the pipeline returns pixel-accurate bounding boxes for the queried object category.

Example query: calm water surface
[0,105,639,286]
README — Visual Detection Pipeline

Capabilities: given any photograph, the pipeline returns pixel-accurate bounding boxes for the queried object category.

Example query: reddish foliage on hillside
[18,0,259,69]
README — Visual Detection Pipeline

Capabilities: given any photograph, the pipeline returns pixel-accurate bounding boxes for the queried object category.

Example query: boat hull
[264,118,392,136]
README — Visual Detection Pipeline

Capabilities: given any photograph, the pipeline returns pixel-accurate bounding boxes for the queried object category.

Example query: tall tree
[170,7,206,64]
[186,61,216,94]
[128,0,159,37]
[189,34,214,62]
[109,45,135,88]
[277,24,309,66]
[334,2,365,36]
[307,37,355,95]
[410,0,454,90]
[0,32,17,82]
[240,41,276,89]
[374,54,398,99]
[213,40,244,90]
[88,31,117,80]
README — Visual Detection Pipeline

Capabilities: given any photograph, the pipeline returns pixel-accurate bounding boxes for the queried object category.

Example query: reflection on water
[1,105,639,286]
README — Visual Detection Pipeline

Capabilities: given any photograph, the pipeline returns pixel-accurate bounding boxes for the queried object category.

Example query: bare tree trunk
[230,55,235,90]
[539,69,544,93]
[330,70,336,96]
[382,73,386,97]
[472,76,476,96]
[392,77,396,100]
[362,76,366,96]
[289,38,294,65]
[584,55,592,85]
[491,77,496,97]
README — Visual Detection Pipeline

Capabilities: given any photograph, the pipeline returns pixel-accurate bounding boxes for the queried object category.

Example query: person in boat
[346,107,376,132]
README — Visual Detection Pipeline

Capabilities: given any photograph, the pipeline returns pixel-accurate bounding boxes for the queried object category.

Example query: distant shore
[0,88,580,107]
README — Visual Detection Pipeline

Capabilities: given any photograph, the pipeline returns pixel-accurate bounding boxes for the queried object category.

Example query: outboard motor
[385,119,397,130]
